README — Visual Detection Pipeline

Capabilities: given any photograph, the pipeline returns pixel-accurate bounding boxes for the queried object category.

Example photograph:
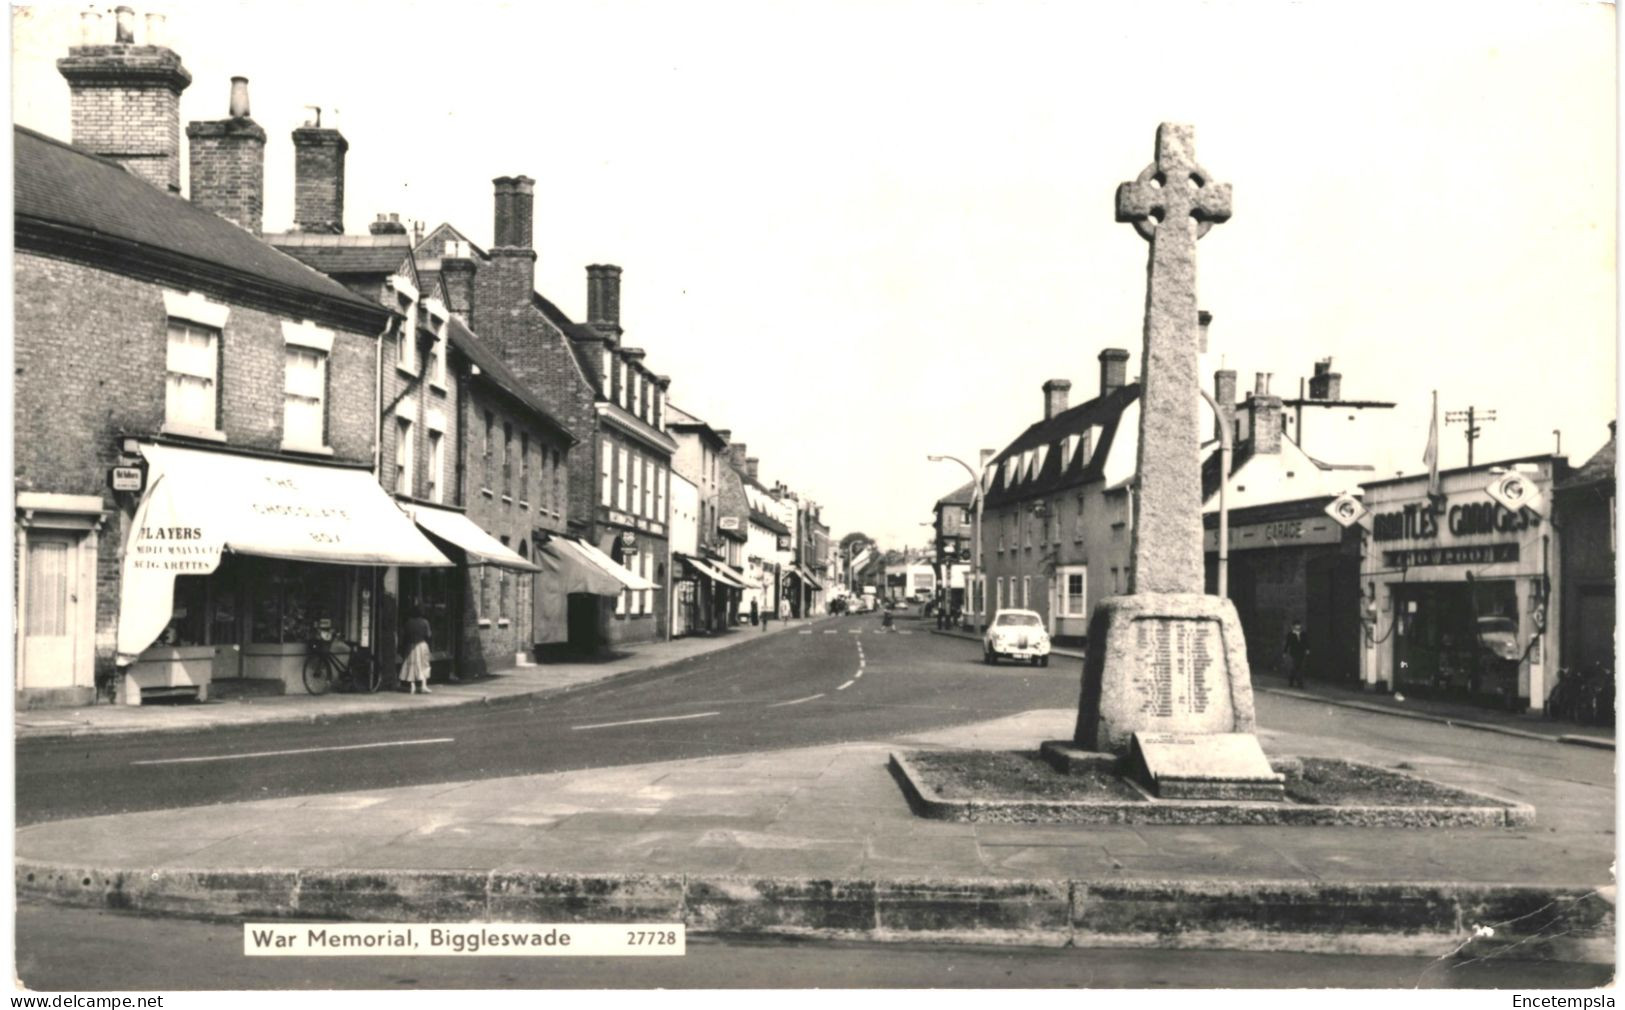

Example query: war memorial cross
[1115,123,1231,595]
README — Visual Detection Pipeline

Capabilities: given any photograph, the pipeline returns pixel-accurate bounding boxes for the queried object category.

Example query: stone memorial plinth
[1129,732,1285,801]
[1073,593,1257,753]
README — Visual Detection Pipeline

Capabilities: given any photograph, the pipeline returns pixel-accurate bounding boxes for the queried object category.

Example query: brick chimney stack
[185,76,265,233]
[291,114,348,233]
[1308,357,1342,401]
[745,458,760,482]
[440,239,477,317]
[727,444,748,472]
[481,175,538,323]
[58,5,193,192]
[586,265,624,344]
[369,212,407,235]
[1247,390,1284,455]
[1042,379,1072,421]
[1098,348,1129,397]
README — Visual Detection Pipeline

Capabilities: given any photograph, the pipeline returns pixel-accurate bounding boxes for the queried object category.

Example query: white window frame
[617,447,630,511]
[164,318,222,438]
[1057,566,1088,617]
[618,360,629,409]
[395,417,414,496]
[600,440,614,506]
[427,429,445,504]
[1022,576,1030,608]
[629,451,643,517]
[602,348,614,399]
[655,466,666,523]
[281,344,328,452]
[425,299,449,390]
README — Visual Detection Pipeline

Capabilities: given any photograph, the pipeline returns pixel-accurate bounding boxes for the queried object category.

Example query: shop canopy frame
[679,553,749,591]
[537,536,657,595]
[402,503,541,572]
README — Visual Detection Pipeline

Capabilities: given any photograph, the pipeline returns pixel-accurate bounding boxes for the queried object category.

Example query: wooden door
[22,532,79,688]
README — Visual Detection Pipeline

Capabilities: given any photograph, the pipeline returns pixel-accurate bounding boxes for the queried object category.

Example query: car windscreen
[994,614,1041,627]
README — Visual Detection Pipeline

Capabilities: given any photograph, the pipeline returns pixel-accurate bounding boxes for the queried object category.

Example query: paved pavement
[13,617,830,740]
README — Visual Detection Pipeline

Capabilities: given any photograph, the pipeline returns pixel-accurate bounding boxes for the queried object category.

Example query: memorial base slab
[1074,593,1257,755]
[1129,732,1286,801]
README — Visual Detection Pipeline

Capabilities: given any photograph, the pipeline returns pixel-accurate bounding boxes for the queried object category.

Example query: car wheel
[984,650,995,665]
[1040,656,1049,668]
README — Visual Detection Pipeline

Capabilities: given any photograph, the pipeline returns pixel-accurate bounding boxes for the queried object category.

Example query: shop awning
[679,553,748,591]
[541,537,656,592]
[117,443,451,663]
[792,565,824,591]
[403,503,540,571]
[535,538,625,597]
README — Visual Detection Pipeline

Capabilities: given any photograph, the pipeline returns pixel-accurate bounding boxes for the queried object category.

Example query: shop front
[674,553,747,635]
[115,443,452,703]
[401,503,542,680]
[533,535,654,657]
[1359,459,1561,712]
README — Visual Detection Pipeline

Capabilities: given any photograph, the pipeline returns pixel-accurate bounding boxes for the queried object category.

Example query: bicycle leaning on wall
[303,620,380,695]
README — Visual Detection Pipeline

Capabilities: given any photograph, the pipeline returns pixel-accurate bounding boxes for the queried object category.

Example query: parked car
[983,609,1050,666]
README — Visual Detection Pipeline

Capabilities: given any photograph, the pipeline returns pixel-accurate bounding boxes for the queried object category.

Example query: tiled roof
[14,125,383,320]
[445,315,575,444]
[935,480,976,509]
[983,383,1139,507]
[750,510,791,536]
[269,232,414,276]
[1557,430,1614,491]
[1200,440,1257,502]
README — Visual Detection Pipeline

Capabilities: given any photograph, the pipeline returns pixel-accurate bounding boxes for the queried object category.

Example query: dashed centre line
[132,738,455,766]
[768,693,825,707]
[571,712,719,731]
[836,679,856,691]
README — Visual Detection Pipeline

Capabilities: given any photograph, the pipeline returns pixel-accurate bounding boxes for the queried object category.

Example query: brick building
[14,24,446,707]
[1555,424,1615,683]
[666,405,748,633]
[430,180,670,648]
[979,350,1140,643]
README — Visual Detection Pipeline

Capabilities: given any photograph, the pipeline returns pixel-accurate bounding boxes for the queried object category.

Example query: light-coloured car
[984,609,1051,666]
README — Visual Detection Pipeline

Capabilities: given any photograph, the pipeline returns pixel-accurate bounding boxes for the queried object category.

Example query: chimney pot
[746,458,760,481]
[144,12,165,46]
[115,6,136,44]
[228,75,250,117]
[587,264,624,341]
[78,9,102,45]
[1042,378,1072,420]
[491,175,534,250]
[1254,372,1272,396]
[1248,394,1284,455]
[1098,348,1130,397]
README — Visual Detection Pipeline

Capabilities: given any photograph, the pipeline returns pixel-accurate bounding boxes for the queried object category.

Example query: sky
[9,0,1617,552]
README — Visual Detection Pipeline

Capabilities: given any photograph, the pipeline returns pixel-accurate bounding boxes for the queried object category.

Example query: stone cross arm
[1116,123,1232,241]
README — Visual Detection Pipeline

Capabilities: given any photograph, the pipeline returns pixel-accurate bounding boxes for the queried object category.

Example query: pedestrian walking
[399,604,433,695]
[749,599,759,626]
[1283,621,1308,688]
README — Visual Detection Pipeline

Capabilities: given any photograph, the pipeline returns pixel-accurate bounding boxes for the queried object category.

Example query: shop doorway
[567,593,602,655]
[1306,553,1362,683]
[20,531,83,689]
[1392,579,1522,708]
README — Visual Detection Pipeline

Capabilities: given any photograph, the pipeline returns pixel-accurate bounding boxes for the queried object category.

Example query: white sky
[10,0,1617,552]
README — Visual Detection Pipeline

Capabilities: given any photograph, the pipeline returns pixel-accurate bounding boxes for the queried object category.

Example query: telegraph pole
[1445,405,1496,469]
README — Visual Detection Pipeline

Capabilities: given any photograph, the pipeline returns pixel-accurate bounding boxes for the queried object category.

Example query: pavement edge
[16,860,1614,962]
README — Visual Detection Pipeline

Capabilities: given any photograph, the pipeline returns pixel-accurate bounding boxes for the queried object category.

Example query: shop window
[247,559,347,644]
[395,418,413,495]
[282,346,327,451]
[165,319,220,434]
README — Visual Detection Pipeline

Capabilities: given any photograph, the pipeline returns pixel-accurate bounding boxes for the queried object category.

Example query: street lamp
[927,454,985,632]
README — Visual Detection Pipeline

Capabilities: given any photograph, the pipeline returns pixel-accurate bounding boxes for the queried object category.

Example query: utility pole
[1445,405,1496,469]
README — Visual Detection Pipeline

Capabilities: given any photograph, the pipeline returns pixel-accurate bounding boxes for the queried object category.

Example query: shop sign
[719,516,740,531]
[107,464,146,493]
[776,534,792,551]
[1383,543,1518,568]
[604,507,635,527]
[1372,498,1536,543]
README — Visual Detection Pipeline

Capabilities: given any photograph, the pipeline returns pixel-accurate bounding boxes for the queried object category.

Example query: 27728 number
[626,930,678,946]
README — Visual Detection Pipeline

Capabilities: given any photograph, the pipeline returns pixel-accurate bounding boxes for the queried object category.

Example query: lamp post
[928,454,985,632]
[1199,388,1231,599]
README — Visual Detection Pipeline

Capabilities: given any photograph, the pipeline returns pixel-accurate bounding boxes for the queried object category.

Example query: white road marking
[823,630,837,634]
[570,711,720,731]
[899,631,913,635]
[848,630,862,634]
[836,680,856,691]
[768,693,825,707]
[132,738,455,766]
[798,630,812,635]
[854,670,864,678]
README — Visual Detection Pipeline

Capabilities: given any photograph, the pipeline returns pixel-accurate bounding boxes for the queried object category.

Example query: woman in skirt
[399,606,433,695]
